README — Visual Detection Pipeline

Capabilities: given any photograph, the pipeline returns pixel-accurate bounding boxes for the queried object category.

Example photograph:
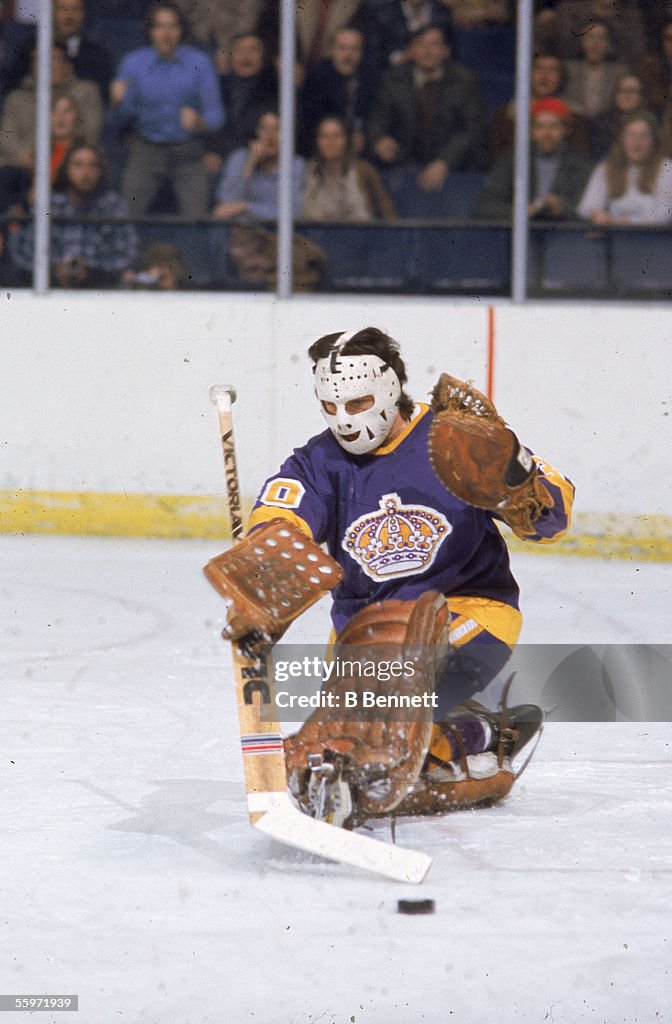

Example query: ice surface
[1,536,670,1024]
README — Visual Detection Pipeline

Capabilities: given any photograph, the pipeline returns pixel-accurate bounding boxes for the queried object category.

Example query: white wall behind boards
[3,290,670,522]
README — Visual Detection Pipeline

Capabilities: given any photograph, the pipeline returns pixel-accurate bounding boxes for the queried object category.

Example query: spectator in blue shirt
[110,2,225,218]
[9,143,139,288]
[212,109,304,221]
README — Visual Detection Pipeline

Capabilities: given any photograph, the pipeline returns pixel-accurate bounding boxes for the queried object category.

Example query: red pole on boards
[486,306,495,402]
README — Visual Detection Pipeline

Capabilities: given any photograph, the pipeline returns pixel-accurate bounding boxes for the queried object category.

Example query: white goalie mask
[314,333,402,455]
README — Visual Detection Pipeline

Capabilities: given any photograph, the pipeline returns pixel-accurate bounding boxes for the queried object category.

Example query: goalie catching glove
[284,591,451,823]
[428,373,554,538]
[204,518,343,643]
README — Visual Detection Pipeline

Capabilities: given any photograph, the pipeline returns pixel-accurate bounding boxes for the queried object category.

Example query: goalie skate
[300,750,414,830]
[461,674,544,776]
[358,675,544,821]
[303,753,353,828]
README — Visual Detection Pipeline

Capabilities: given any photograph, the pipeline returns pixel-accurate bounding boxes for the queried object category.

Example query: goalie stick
[209,384,431,884]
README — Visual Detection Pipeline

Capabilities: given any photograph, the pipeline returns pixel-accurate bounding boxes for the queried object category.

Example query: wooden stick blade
[254,796,432,884]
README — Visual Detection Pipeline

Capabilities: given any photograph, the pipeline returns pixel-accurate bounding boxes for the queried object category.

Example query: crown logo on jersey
[343,493,451,581]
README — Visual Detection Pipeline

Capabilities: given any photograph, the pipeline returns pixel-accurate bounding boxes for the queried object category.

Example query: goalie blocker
[204,518,343,643]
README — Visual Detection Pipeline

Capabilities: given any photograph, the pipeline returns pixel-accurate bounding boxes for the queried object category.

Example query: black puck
[397,899,435,915]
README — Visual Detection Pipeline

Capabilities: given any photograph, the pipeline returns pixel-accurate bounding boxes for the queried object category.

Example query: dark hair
[53,143,110,196]
[230,31,265,50]
[312,115,352,173]
[145,2,186,37]
[308,327,415,420]
[610,71,643,107]
[605,114,663,197]
[532,52,567,94]
[409,23,452,49]
[26,39,72,69]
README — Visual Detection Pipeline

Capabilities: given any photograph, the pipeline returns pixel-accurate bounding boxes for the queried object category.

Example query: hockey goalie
[205,327,575,829]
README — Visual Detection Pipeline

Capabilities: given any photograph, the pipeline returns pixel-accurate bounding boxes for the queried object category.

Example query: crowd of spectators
[1,0,672,290]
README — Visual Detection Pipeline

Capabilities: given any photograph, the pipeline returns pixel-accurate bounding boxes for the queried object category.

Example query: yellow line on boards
[1,491,671,561]
[0,489,234,540]
[506,532,672,562]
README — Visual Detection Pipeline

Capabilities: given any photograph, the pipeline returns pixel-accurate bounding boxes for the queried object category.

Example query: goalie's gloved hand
[204,518,343,641]
[428,374,554,538]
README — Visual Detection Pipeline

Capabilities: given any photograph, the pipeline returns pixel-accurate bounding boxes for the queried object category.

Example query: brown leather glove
[204,518,343,641]
[428,374,553,538]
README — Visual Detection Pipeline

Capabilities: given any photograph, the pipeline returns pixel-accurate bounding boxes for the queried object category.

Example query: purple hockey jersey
[249,404,574,634]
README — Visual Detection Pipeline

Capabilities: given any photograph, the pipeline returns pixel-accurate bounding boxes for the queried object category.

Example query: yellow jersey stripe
[446,595,522,647]
[373,403,430,456]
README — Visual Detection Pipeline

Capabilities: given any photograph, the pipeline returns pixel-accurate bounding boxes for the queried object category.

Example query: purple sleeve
[248,446,329,541]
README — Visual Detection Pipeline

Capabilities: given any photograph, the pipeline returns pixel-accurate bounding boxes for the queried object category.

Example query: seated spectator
[49,95,82,169]
[0,41,102,211]
[564,20,627,119]
[53,0,113,103]
[441,0,511,29]
[638,20,672,159]
[476,98,594,219]
[588,72,647,159]
[300,115,396,220]
[0,93,83,213]
[173,0,263,64]
[212,109,304,221]
[203,33,277,176]
[297,0,363,73]
[226,221,326,291]
[637,19,672,119]
[577,114,672,225]
[299,27,376,156]
[489,52,589,162]
[123,240,191,289]
[9,143,139,286]
[353,0,454,74]
[111,2,224,218]
[254,0,363,82]
[535,1,645,68]
[5,93,86,211]
[367,24,486,191]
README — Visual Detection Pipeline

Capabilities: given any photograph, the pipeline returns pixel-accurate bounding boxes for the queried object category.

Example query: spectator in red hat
[531,96,572,121]
[489,53,590,163]
[476,97,594,219]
